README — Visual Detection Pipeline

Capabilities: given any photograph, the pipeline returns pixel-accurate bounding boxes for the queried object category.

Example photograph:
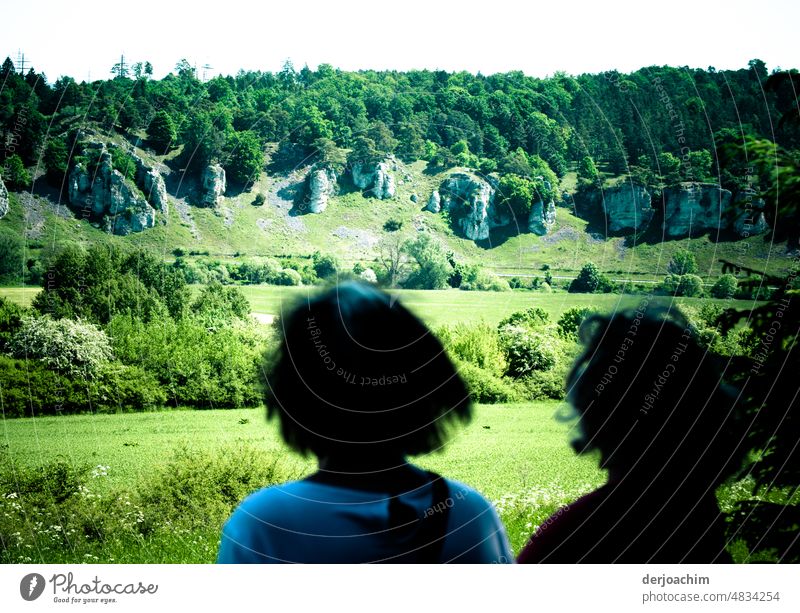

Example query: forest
[2,57,798,197]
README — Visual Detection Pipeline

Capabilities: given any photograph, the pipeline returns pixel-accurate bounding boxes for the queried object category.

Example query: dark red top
[517,482,731,564]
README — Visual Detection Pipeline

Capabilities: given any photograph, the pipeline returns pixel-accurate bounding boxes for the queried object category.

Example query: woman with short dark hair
[217,282,511,563]
[518,307,744,563]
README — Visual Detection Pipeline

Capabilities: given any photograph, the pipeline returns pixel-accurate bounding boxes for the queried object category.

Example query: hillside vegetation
[1,58,797,285]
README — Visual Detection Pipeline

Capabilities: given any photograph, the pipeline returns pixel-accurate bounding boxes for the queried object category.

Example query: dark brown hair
[264,282,472,457]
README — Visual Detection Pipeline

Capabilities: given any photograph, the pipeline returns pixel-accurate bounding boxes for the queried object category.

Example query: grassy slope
[1,152,791,280]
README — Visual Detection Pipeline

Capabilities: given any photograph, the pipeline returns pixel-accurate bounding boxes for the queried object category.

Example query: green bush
[224,130,265,184]
[499,326,559,377]
[148,110,177,151]
[661,273,704,297]
[312,251,339,280]
[190,283,251,328]
[107,315,269,408]
[383,218,403,232]
[0,296,25,352]
[498,307,550,329]
[0,233,23,279]
[9,315,113,377]
[455,361,520,403]
[437,322,507,377]
[34,244,189,322]
[0,444,297,563]
[517,368,567,400]
[403,233,451,289]
[0,355,169,417]
[2,154,31,189]
[272,268,302,286]
[90,363,168,412]
[457,264,510,291]
[667,250,698,275]
[711,274,738,298]
[569,262,615,293]
[137,444,298,528]
[557,306,596,339]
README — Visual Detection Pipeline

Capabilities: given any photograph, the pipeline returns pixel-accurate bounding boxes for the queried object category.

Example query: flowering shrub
[9,316,112,377]
[499,325,559,377]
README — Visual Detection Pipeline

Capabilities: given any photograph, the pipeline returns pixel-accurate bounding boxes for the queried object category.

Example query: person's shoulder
[443,479,499,517]
[229,480,310,521]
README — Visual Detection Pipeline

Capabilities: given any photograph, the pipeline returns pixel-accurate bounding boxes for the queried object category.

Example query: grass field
[0,285,761,329]
[0,402,606,562]
[0,402,597,500]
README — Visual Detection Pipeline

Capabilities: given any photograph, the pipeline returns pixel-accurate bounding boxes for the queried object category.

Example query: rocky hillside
[574,182,770,239]
[0,131,791,281]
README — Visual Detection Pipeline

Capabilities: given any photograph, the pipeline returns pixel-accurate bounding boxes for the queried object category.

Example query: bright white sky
[4,0,799,81]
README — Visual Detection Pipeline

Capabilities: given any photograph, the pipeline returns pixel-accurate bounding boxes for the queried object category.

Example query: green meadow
[0,285,759,329]
[0,402,606,562]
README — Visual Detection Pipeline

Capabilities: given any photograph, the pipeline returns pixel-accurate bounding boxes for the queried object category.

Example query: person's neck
[311,455,429,492]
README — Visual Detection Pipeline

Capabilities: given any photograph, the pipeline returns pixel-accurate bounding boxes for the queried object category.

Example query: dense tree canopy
[1,58,796,190]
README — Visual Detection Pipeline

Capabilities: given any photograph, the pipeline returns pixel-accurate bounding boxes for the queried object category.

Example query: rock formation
[126,149,169,215]
[575,181,768,239]
[141,167,168,214]
[438,173,497,240]
[732,189,769,236]
[0,177,8,219]
[68,148,156,235]
[201,163,226,207]
[351,159,396,199]
[426,190,441,213]
[528,199,557,235]
[428,172,558,241]
[575,183,654,233]
[662,183,769,238]
[304,166,338,213]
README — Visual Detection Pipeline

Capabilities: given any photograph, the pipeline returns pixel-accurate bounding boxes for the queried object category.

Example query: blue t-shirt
[217,477,512,564]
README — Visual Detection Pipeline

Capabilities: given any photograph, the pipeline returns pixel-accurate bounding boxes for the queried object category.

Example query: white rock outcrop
[576,181,768,239]
[662,183,769,238]
[68,149,156,235]
[304,166,338,213]
[439,173,496,240]
[575,183,654,233]
[528,199,557,235]
[141,167,168,214]
[426,190,441,213]
[0,177,8,219]
[429,172,558,241]
[352,160,396,199]
[201,163,226,207]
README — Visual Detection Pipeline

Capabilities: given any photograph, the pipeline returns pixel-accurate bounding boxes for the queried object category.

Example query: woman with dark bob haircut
[217,282,512,563]
[518,306,745,563]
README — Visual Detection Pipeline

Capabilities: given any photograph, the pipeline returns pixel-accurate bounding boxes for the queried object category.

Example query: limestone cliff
[431,172,557,241]
[68,147,156,235]
[425,190,441,213]
[662,182,769,238]
[200,163,226,207]
[0,177,8,219]
[303,166,338,213]
[438,173,497,240]
[351,159,396,199]
[575,183,654,233]
[528,199,557,235]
